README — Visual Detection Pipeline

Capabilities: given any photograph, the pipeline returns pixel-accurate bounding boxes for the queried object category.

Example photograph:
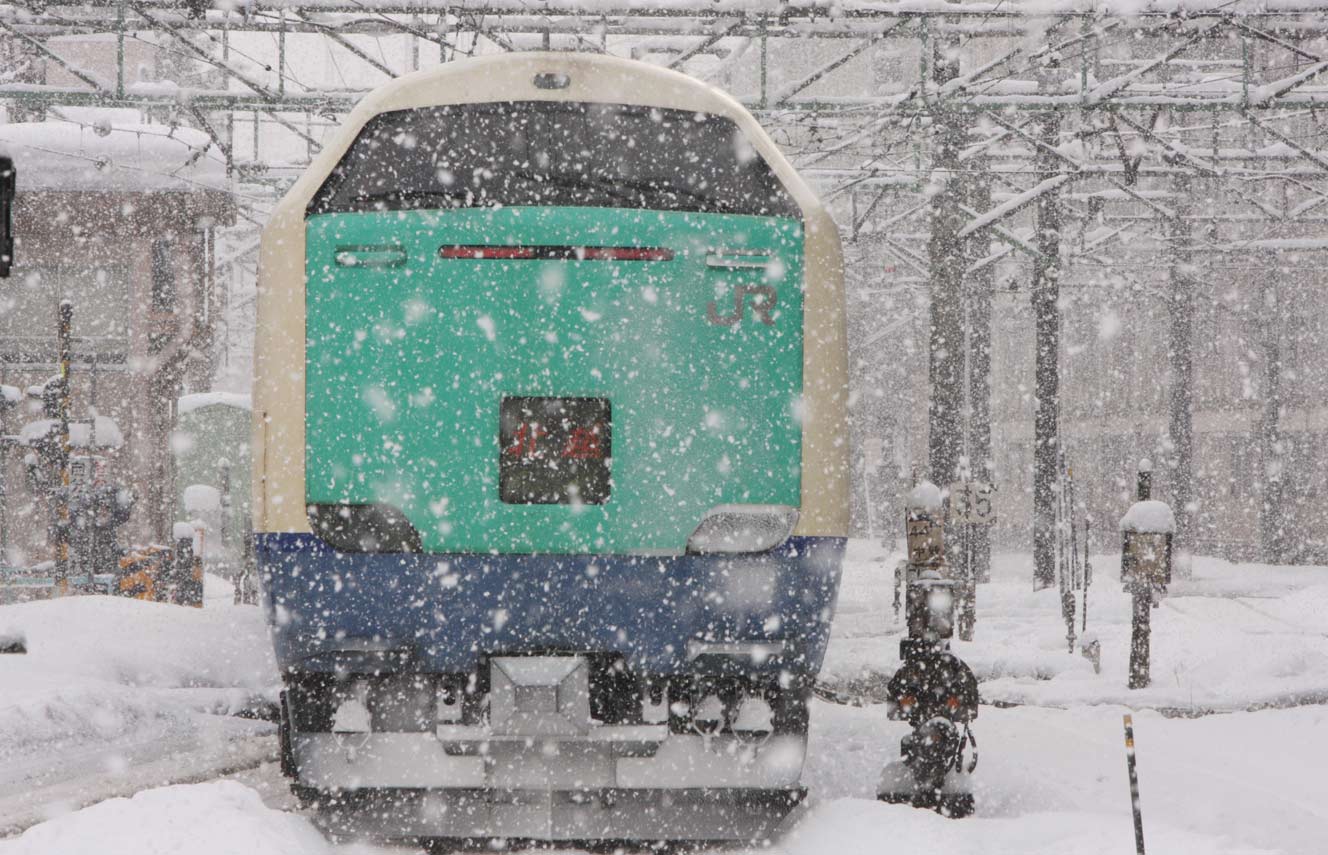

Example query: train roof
[267,51,829,230]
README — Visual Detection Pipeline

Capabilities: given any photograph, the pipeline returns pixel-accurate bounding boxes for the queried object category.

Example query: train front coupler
[277,647,815,843]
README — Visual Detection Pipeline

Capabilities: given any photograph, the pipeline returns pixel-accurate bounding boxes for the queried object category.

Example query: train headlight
[686,504,799,555]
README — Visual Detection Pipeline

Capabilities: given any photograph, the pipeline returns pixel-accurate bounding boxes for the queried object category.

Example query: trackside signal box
[1120,500,1175,590]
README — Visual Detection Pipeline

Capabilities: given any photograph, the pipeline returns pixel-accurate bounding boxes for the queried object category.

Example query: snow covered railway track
[812,676,892,707]
[0,734,277,838]
[1163,596,1328,638]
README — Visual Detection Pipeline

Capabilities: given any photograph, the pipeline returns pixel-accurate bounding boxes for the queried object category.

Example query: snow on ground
[2,542,1324,853]
[823,541,1328,712]
[0,575,278,833]
[7,701,1317,855]
[0,781,328,855]
[797,699,1325,855]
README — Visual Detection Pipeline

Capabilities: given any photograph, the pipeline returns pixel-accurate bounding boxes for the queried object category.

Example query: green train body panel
[305,206,804,553]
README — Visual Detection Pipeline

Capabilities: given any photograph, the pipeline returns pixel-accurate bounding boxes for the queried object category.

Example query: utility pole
[1166,174,1196,564]
[964,152,994,585]
[926,25,966,490]
[1256,250,1285,563]
[1031,106,1063,591]
[1127,468,1151,689]
[54,300,73,595]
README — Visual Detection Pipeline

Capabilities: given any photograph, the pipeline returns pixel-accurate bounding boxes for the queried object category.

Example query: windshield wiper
[506,169,640,206]
[511,170,732,213]
[348,188,480,209]
[609,175,736,213]
[347,175,735,213]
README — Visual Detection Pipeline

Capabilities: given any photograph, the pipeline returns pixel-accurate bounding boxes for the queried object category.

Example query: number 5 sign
[949,481,996,525]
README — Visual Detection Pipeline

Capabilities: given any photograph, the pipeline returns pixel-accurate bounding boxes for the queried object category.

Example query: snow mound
[17,416,123,449]
[1120,500,1176,534]
[905,480,943,511]
[0,684,184,767]
[0,781,328,855]
[183,485,222,514]
[0,594,277,780]
[0,627,25,653]
[0,592,275,690]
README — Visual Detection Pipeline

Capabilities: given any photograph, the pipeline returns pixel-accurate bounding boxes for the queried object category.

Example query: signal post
[1120,468,1174,690]
[948,478,995,641]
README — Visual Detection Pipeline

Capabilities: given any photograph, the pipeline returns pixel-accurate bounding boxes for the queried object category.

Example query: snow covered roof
[18,416,124,449]
[178,392,252,415]
[0,120,228,194]
[1120,499,1176,534]
[183,484,221,513]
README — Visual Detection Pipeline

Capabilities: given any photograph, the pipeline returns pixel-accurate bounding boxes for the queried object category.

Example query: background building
[0,116,233,560]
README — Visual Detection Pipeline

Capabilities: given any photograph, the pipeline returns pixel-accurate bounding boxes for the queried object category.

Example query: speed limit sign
[949,481,996,525]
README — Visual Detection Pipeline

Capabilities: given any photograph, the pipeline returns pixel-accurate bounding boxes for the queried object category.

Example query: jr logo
[706,284,778,327]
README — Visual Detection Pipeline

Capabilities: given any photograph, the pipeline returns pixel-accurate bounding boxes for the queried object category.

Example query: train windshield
[308,101,799,218]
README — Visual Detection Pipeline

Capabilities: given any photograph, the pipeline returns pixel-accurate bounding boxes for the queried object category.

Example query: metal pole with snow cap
[1120,467,1175,691]
[171,521,205,608]
[898,479,947,648]
[0,154,13,278]
[0,382,18,557]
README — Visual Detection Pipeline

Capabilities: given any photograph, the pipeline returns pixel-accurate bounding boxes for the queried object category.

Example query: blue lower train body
[257,533,845,678]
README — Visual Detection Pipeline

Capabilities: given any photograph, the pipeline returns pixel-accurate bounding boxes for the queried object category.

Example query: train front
[253,52,848,843]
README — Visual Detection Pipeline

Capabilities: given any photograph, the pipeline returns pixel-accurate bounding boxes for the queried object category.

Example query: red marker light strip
[439,245,535,259]
[439,245,673,261]
[580,247,673,261]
